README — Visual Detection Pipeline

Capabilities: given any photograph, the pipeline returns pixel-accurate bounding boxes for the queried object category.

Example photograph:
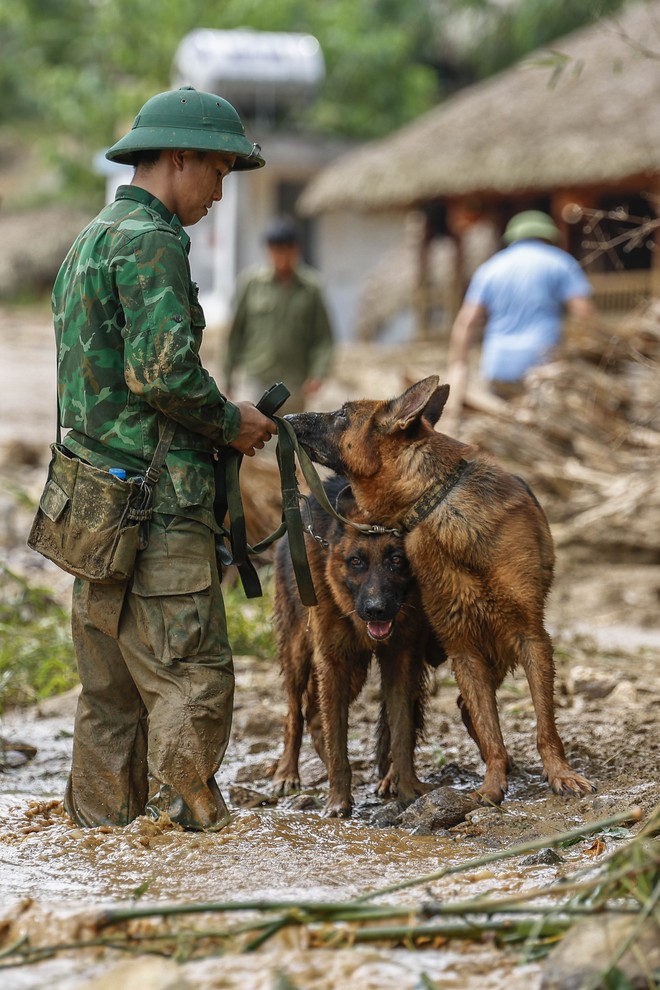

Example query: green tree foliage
[0,0,629,201]
[0,566,77,711]
[443,0,631,82]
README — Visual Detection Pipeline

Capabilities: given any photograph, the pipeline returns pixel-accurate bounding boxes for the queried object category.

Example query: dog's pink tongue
[367,620,393,640]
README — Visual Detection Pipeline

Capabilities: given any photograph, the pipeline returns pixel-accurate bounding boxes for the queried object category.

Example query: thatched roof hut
[299,0,660,217]
[299,1,660,337]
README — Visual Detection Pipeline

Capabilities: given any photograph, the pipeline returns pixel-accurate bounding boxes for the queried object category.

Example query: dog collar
[400,458,469,532]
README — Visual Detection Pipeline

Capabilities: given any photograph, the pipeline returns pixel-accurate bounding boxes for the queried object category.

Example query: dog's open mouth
[366,620,394,641]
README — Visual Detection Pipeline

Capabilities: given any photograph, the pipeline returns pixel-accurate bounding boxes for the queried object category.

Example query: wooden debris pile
[461,305,660,559]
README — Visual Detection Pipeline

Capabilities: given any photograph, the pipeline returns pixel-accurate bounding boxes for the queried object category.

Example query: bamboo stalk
[0,935,29,960]
[315,917,573,947]
[424,846,660,918]
[242,917,291,953]
[98,898,353,927]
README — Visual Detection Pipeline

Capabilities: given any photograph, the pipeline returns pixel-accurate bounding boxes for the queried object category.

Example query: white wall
[192,132,354,328]
[315,209,407,342]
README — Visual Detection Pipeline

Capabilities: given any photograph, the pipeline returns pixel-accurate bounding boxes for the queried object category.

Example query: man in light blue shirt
[444,210,594,424]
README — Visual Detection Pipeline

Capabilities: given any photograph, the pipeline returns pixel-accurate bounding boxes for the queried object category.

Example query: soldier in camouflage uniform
[54,87,276,830]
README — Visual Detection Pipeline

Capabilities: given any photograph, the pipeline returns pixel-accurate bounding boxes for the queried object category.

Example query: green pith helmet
[105,86,265,170]
[502,210,560,244]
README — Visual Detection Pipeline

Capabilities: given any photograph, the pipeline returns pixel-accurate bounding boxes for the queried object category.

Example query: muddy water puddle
[1,648,659,988]
[0,750,556,989]
[0,797,560,904]
[0,796,555,990]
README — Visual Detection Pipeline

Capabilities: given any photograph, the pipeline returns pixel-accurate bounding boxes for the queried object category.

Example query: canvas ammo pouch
[28,422,176,585]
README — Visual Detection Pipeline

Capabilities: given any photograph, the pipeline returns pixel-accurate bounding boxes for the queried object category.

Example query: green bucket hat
[105,86,265,170]
[503,210,560,244]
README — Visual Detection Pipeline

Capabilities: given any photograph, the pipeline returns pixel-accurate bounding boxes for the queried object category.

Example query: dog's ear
[388,376,443,431]
[335,484,357,517]
[422,383,450,426]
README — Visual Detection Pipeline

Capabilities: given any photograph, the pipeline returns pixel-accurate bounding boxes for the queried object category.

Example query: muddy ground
[0,304,659,989]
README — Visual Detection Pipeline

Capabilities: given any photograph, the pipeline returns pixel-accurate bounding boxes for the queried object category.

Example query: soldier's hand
[230,402,277,456]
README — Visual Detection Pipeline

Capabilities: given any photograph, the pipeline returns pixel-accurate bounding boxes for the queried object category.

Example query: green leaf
[131,877,155,899]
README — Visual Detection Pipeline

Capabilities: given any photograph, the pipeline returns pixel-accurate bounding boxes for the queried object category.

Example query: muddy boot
[146,775,233,831]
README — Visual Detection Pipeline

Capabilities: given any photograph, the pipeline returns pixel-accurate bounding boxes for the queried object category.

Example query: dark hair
[265,215,300,246]
[128,148,162,168]
[129,148,210,169]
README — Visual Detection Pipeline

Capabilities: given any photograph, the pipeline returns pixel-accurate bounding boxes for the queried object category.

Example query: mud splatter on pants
[64,514,234,830]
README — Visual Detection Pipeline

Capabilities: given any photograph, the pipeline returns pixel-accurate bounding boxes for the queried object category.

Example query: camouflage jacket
[224,262,334,389]
[53,185,241,529]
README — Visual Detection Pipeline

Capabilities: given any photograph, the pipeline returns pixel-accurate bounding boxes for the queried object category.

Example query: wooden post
[411,211,431,341]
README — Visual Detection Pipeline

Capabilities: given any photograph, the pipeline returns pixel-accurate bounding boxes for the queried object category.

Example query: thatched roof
[299,0,660,215]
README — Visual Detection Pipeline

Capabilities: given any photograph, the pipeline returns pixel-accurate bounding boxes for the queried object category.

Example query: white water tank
[171,28,325,119]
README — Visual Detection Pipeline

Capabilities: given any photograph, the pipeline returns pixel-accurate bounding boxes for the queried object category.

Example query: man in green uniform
[54,86,277,831]
[224,215,334,413]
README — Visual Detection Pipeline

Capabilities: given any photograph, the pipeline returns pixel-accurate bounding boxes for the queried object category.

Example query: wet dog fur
[273,474,446,817]
[286,377,595,805]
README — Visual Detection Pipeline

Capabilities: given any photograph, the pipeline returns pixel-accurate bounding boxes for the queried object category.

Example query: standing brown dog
[273,474,445,817]
[286,377,595,805]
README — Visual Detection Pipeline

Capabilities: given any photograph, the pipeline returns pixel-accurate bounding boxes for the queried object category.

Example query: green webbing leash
[213,383,291,600]
[217,408,320,605]
[273,418,402,540]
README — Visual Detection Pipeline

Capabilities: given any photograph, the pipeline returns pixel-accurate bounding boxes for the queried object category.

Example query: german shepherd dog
[273,474,446,817]
[286,377,595,805]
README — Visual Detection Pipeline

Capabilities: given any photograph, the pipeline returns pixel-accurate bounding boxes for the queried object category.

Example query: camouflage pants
[64,514,234,830]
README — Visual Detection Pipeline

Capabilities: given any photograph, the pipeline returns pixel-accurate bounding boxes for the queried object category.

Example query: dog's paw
[471,765,508,805]
[376,772,395,799]
[472,784,506,806]
[410,778,434,798]
[272,773,301,797]
[323,798,353,818]
[393,779,434,803]
[377,770,432,801]
[548,769,597,797]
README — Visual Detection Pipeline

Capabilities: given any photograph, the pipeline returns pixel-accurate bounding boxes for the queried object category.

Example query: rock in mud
[397,786,478,831]
[0,738,37,769]
[233,758,278,784]
[228,784,278,808]
[541,913,660,990]
[370,800,408,827]
[237,708,282,738]
[281,792,324,811]
[521,848,565,866]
